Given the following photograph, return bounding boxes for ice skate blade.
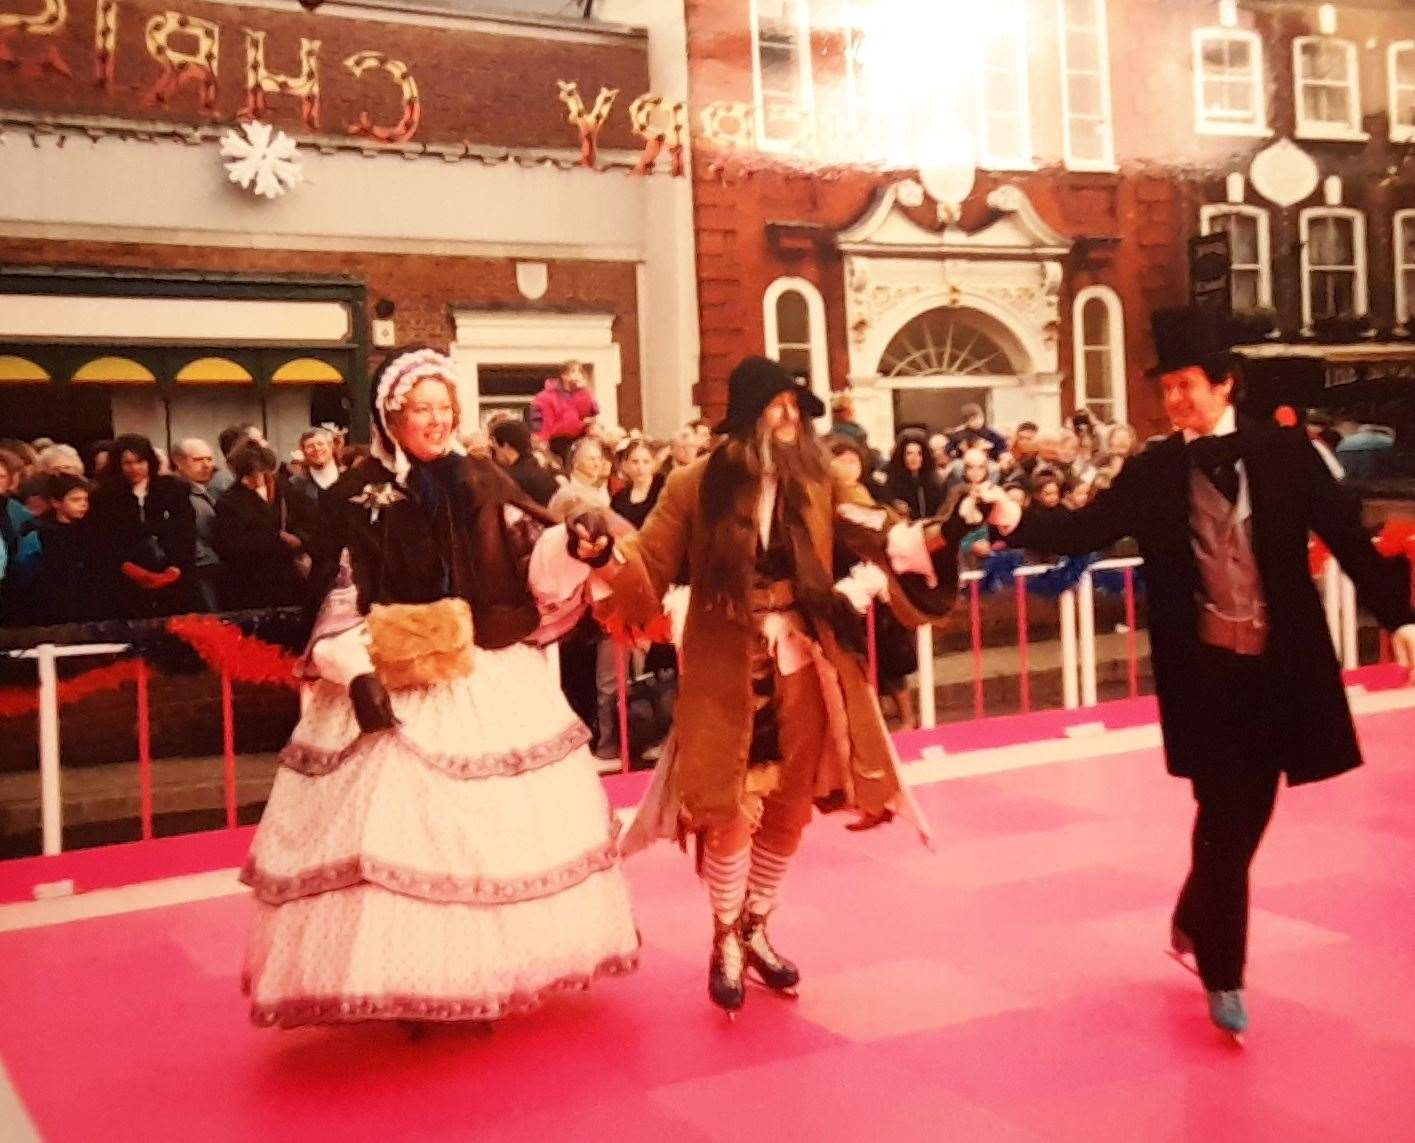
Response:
[747,973,799,999]
[1165,948,1200,978]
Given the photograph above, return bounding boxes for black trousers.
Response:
[1171,646,1284,992]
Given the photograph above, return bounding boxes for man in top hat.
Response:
[606,356,970,1016]
[981,306,1415,1040]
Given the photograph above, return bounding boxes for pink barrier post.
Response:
[866,603,879,692]
[1015,577,1030,715]
[616,643,631,776]
[1123,566,1139,698]
[221,670,237,830]
[970,579,984,719]
[136,657,153,841]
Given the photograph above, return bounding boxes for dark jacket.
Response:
[314,455,553,651]
[610,476,665,531]
[1005,419,1414,786]
[23,516,106,626]
[878,469,949,521]
[504,453,561,508]
[89,475,198,617]
[213,483,303,611]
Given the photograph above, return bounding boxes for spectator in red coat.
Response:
[528,360,598,463]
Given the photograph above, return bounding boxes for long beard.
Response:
[752,424,829,484]
[697,424,830,622]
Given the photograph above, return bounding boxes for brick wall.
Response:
[0,238,645,426]
[0,0,650,152]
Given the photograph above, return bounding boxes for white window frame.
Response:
[1293,36,1368,142]
[749,0,815,155]
[1395,210,1415,325]
[977,0,1035,171]
[1192,27,1269,137]
[763,277,830,426]
[1199,204,1273,310]
[1390,42,1415,144]
[1057,0,1116,172]
[1299,207,1368,331]
[1072,285,1126,424]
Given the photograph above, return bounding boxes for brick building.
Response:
[0,0,700,457]
[680,0,1415,449]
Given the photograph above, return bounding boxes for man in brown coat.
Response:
[608,357,967,1016]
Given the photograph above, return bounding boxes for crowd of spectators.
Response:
[0,356,1390,751]
[0,423,349,627]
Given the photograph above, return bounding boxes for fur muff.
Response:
[367,598,475,689]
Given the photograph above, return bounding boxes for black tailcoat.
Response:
[1007,419,1413,786]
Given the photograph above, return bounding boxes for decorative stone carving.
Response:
[1249,139,1320,208]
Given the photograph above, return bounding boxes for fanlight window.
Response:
[880,310,1016,378]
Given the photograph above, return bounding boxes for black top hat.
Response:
[1146,306,1239,377]
[713,355,826,436]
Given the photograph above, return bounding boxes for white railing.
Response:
[0,555,1381,861]
[906,554,1366,730]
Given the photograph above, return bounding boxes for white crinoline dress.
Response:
[241,531,639,1028]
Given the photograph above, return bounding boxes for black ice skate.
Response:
[741,911,800,997]
[709,915,746,1018]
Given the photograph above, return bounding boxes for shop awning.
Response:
[0,354,50,383]
[270,357,343,385]
[175,357,255,385]
[71,356,158,385]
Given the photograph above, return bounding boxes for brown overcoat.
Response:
[610,455,962,831]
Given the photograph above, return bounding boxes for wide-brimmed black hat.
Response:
[713,356,825,435]
[1146,306,1238,377]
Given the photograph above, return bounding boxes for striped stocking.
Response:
[701,846,750,923]
[746,839,791,917]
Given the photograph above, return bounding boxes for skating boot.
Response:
[708,916,746,1018]
[741,912,800,997]
[1207,989,1248,1044]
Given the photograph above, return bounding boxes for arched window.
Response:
[763,277,828,418]
[1072,286,1126,424]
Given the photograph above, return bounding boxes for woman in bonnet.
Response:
[241,347,639,1030]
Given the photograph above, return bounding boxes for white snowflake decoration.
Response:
[220,121,303,200]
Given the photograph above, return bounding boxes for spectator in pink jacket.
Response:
[529,360,599,462]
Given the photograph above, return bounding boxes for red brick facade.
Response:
[682,0,1415,437]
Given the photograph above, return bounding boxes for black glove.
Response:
[565,509,613,568]
[349,673,397,735]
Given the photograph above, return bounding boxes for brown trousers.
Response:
[704,659,829,859]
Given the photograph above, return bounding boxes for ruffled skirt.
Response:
[242,642,640,1028]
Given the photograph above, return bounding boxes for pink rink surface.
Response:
[2,701,1414,1140]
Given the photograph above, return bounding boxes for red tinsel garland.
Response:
[164,615,303,689]
[0,659,139,720]
[0,615,304,721]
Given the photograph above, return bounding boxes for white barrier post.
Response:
[1322,559,1342,654]
[915,624,936,730]
[1059,589,1079,710]
[1078,570,1098,707]
[36,644,62,857]
[1340,573,1358,670]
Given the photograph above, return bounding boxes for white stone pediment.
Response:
[837,183,1071,259]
